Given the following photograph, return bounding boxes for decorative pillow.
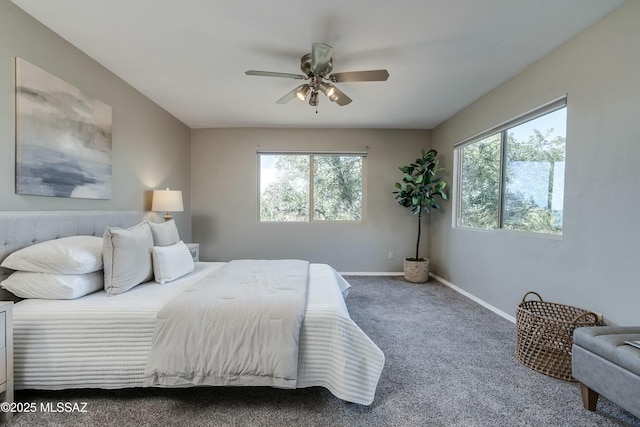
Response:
[0,235,103,274]
[152,241,194,285]
[103,221,154,295]
[147,220,180,247]
[1,271,103,300]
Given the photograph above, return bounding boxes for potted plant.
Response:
[393,148,448,283]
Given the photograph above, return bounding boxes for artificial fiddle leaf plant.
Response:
[393,148,448,261]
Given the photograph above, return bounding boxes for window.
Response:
[259,152,365,222]
[455,98,567,235]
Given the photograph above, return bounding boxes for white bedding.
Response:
[13,262,385,405]
[145,260,309,389]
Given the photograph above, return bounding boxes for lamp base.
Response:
[163,212,173,221]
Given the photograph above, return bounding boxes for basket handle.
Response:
[572,311,600,324]
[521,291,543,303]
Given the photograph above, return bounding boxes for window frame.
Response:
[257,150,367,224]
[453,96,567,237]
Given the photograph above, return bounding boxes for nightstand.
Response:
[186,243,200,262]
[0,301,13,422]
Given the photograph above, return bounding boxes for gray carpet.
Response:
[6,276,640,427]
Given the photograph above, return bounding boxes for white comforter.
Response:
[12,263,385,405]
[144,259,309,389]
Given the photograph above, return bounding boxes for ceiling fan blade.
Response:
[329,69,389,83]
[331,86,352,106]
[245,70,306,79]
[310,43,333,75]
[276,85,306,104]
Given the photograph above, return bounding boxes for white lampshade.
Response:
[152,188,184,221]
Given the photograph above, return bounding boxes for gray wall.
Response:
[0,0,192,239]
[191,128,431,272]
[430,1,639,325]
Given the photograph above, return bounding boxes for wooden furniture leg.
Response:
[580,383,599,411]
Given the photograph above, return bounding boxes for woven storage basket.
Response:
[515,291,601,381]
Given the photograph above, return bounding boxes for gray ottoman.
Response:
[572,326,640,419]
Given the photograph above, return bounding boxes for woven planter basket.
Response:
[515,291,601,381]
[403,258,429,283]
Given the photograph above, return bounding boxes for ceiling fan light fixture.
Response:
[319,82,338,102]
[296,84,311,101]
[309,90,319,106]
[327,88,339,102]
[246,43,389,108]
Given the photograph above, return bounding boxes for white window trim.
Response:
[257,148,368,156]
[454,96,567,149]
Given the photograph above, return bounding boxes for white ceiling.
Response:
[11,0,625,129]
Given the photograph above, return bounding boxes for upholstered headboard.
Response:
[0,211,141,285]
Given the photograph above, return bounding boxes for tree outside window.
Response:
[259,154,364,222]
[456,102,566,235]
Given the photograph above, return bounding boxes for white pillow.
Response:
[147,220,180,247]
[1,271,103,300]
[103,221,154,295]
[0,235,103,274]
[152,241,194,285]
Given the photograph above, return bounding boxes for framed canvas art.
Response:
[15,57,112,199]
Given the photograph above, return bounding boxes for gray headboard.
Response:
[0,211,141,285]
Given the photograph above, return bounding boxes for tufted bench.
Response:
[572,326,640,419]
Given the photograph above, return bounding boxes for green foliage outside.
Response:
[460,127,566,234]
[313,156,362,221]
[460,134,501,230]
[260,155,309,221]
[503,128,565,233]
[260,155,362,222]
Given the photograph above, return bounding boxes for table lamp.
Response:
[151,188,184,221]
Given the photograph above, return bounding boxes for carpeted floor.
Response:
[6,276,640,426]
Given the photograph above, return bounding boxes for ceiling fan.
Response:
[245,43,389,108]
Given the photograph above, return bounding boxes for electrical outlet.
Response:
[388,251,394,260]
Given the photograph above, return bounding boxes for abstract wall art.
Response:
[15,57,112,199]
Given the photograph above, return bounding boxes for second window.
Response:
[259,153,364,222]
[455,98,567,235]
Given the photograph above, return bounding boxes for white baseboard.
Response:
[338,271,515,324]
[429,273,516,324]
[339,272,404,276]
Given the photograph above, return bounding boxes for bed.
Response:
[0,211,384,405]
